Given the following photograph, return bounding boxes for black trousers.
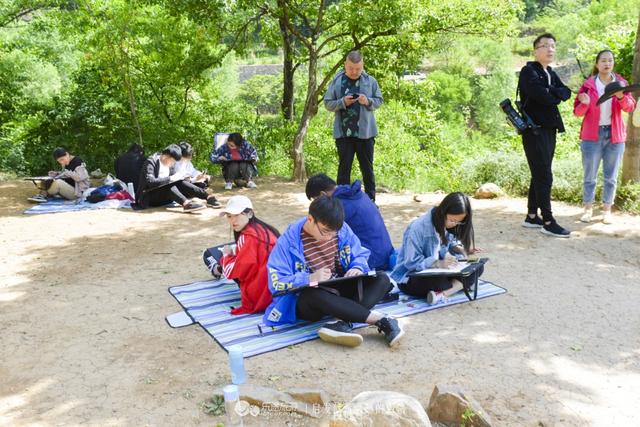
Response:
[145,180,207,207]
[296,273,392,324]
[222,161,254,183]
[399,265,484,297]
[336,137,376,201]
[522,128,557,222]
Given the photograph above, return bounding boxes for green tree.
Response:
[232,0,521,181]
[622,13,640,184]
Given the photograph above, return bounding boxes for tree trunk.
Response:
[119,44,143,145]
[279,16,295,121]
[292,54,319,181]
[622,14,640,184]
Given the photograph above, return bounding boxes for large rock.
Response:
[426,384,492,427]
[474,183,504,199]
[213,384,326,418]
[330,390,431,427]
[287,388,330,406]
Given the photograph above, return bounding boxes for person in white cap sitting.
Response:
[203,195,280,315]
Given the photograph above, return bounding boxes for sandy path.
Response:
[1,177,639,426]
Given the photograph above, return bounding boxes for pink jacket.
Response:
[573,74,636,143]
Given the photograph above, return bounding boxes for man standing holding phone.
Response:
[324,51,383,202]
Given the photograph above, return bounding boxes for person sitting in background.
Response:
[391,192,482,305]
[204,195,280,315]
[114,143,146,191]
[263,195,404,348]
[209,133,258,190]
[175,141,211,188]
[135,144,219,212]
[29,147,90,202]
[305,173,395,270]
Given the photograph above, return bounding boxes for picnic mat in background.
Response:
[24,198,132,215]
[167,278,507,358]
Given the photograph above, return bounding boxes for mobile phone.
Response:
[351,93,360,99]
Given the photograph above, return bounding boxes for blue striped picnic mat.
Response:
[24,198,132,214]
[168,278,506,358]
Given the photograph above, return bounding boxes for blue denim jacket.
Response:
[390,208,461,284]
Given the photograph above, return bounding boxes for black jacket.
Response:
[136,153,174,207]
[115,151,146,190]
[518,61,571,132]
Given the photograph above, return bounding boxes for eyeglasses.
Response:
[315,221,337,237]
[535,43,556,50]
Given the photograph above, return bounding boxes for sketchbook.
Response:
[272,270,377,297]
[409,258,488,278]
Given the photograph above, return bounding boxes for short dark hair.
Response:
[309,195,344,231]
[52,147,68,159]
[161,144,182,161]
[127,143,144,155]
[305,174,337,200]
[228,133,245,147]
[431,192,475,253]
[179,141,193,158]
[346,51,362,63]
[533,33,555,49]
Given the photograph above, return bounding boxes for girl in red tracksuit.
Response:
[219,196,280,315]
[573,49,636,224]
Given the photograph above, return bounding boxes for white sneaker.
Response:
[247,180,257,189]
[224,182,233,190]
[28,194,48,203]
[602,211,613,224]
[580,208,592,223]
[427,291,445,305]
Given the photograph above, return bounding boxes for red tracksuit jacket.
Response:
[220,224,277,315]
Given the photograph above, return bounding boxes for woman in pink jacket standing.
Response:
[574,50,636,224]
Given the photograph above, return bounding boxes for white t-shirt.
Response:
[158,159,170,178]
[174,159,200,178]
[596,76,614,126]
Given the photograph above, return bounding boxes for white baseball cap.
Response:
[220,195,253,216]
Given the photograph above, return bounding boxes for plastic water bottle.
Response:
[126,182,135,199]
[223,384,244,426]
[228,345,246,385]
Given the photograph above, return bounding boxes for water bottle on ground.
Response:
[126,182,135,199]
[228,344,246,385]
[223,384,244,426]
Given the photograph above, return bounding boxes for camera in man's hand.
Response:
[499,98,540,135]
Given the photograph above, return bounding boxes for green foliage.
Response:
[616,183,640,214]
[239,75,282,115]
[426,71,472,124]
[202,395,225,416]
[457,150,583,204]
[0,0,638,212]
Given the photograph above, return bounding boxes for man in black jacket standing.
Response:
[518,33,572,238]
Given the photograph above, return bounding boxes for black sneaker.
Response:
[317,321,363,347]
[522,215,544,228]
[183,202,206,213]
[207,196,221,208]
[540,221,571,238]
[375,317,404,347]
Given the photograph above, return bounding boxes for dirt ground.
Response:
[1,176,639,427]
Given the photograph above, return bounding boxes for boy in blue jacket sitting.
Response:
[263,195,404,348]
[305,174,395,270]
